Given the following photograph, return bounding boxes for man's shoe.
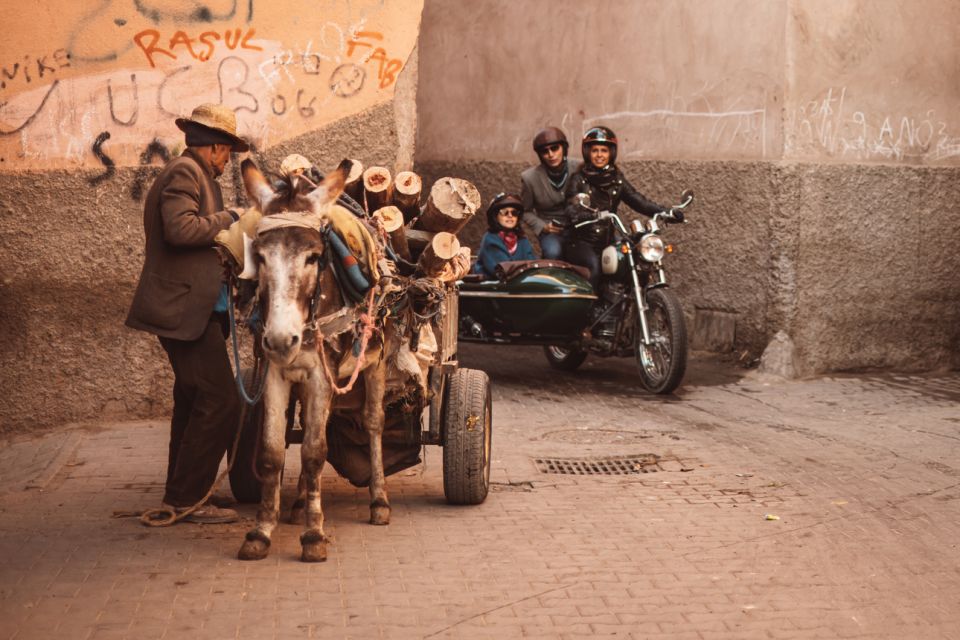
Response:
[162,502,239,524]
[208,494,237,509]
[183,504,239,524]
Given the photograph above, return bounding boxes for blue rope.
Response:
[228,280,269,405]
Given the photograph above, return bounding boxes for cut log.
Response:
[414,177,481,234]
[416,232,461,278]
[343,159,365,206]
[404,228,435,260]
[373,206,411,262]
[436,247,472,283]
[393,171,422,223]
[363,166,393,213]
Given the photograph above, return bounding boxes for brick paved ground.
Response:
[1,345,958,639]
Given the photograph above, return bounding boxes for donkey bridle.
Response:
[300,227,332,348]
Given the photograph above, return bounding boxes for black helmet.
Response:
[581,126,618,165]
[486,192,524,232]
[532,126,569,155]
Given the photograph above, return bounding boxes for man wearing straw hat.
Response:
[126,104,249,524]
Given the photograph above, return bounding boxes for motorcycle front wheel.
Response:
[543,345,588,371]
[635,287,688,394]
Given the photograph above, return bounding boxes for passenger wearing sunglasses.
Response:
[472,193,536,279]
[520,127,582,260]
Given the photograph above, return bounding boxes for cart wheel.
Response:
[442,368,492,505]
[229,368,263,504]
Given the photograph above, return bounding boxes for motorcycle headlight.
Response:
[638,234,665,262]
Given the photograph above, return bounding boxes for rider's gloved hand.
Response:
[669,208,685,223]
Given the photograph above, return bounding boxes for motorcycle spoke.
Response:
[642,307,674,383]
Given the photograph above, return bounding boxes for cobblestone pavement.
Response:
[1,345,959,639]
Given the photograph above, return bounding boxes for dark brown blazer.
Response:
[125,148,236,340]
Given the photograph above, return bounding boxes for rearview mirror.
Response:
[681,189,694,205]
[574,193,592,209]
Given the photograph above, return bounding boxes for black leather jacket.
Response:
[564,167,663,223]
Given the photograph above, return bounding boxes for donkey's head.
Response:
[242,158,351,365]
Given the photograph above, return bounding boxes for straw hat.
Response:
[175,103,249,152]
[280,153,313,177]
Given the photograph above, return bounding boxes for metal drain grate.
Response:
[534,455,660,475]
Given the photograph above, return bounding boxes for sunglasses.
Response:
[498,208,519,217]
[540,144,563,154]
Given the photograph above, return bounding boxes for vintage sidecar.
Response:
[458,260,597,344]
[465,188,696,393]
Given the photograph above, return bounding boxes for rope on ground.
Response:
[138,397,250,527]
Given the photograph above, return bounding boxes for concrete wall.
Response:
[415,0,960,375]
[2,0,958,435]
[0,1,422,435]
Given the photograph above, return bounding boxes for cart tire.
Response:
[442,368,492,505]
[543,345,588,371]
[229,368,264,504]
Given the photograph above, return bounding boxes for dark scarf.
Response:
[498,231,519,254]
[545,159,570,190]
[581,162,618,190]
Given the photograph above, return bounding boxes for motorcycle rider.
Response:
[564,125,665,287]
[520,126,582,260]
[472,193,536,279]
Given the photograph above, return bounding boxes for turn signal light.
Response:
[620,244,630,254]
[665,244,675,254]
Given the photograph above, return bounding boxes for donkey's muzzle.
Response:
[262,332,301,361]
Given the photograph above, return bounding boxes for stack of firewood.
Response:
[344,161,480,283]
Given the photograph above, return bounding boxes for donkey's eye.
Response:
[253,252,265,265]
[306,253,322,265]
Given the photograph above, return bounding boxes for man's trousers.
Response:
[158,315,240,507]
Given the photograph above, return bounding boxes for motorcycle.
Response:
[458,189,694,394]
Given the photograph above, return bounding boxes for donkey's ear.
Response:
[241,158,275,212]
[307,159,351,212]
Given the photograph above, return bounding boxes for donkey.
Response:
[237,159,391,563]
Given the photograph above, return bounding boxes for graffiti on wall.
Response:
[133,26,263,66]
[787,87,960,163]
[0,0,422,171]
[1,49,72,92]
[568,79,773,161]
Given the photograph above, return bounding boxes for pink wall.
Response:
[417,0,960,166]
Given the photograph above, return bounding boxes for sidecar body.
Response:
[458,260,597,344]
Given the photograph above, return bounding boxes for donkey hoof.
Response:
[369,503,391,526]
[237,530,271,561]
[300,530,328,563]
[300,541,328,562]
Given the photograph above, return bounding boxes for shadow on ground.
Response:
[457,342,749,399]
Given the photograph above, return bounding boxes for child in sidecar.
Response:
[472,193,536,279]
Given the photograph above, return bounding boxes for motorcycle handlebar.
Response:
[571,189,694,228]
[573,210,613,225]
[655,190,695,225]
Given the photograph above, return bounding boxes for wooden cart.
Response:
[229,287,493,507]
